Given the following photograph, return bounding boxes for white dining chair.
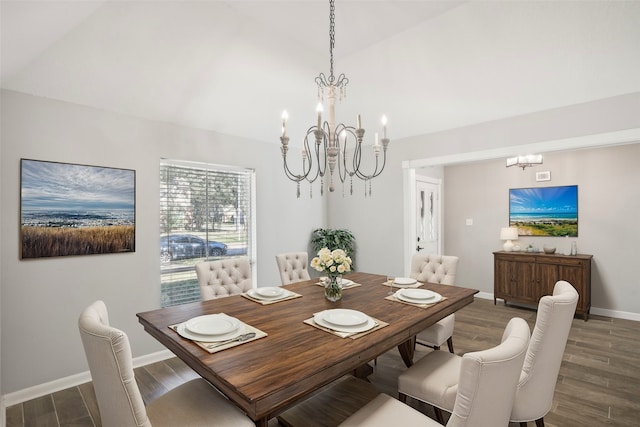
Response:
[510,280,579,427]
[195,257,252,300]
[275,252,311,285]
[341,317,531,427]
[78,300,253,427]
[409,253,459,353]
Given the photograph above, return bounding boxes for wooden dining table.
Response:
[137,272,478,427]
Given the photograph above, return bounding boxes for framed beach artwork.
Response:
[509,185,578,237]
[20,159,136,259]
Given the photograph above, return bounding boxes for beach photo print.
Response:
[20,159,135,259]
[509,185,578,237]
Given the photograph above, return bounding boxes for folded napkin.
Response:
[304,313,388,339]
[384,294,447,309]
[170,316,267,353]
[382,280,423,289]
[242,290,302,305]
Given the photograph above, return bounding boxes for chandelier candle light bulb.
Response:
[382,115,387,138]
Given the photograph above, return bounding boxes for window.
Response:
[160,159,256,307]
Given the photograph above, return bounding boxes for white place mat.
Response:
[170,316,267,353]
[304,313,388,339]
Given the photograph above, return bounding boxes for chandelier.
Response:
[280,0,390,198]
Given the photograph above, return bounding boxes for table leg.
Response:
[398,336,416,367]
[254,417,268,427]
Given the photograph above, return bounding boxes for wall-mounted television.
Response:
[509,185,578,237]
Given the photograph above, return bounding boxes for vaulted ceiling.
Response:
[2,1,639,146]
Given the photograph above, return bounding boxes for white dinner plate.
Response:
[323,309,368,327]
[400,288,437,301]
[392,277,417,287]
[176,322,243,342]
[255,287,285,298]
[395,289,442,304]
[320,277,353,287]
[313,312,376,333]
[246,288,290,301]
[185,314,240,336]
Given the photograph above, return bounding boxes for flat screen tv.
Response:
[509,185,578,237]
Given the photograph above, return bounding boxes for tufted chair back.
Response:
[447,317,530,427]
[409,253,458,285]
[510,280,578,424]
[195,257,253,300]
[78,300,152,427]
[275,252,311,285]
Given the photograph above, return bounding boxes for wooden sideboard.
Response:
[493,251,592,320]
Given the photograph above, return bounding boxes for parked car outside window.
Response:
[160,233,227,263]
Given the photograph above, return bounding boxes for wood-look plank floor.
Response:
[7,299,639,427]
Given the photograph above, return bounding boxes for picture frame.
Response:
[509,185,578,237]
[20,159,136,259]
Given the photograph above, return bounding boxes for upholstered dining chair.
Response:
[78,300,253,427]
[275,252,311,285]
[195,257,252,300]
[510,280,579,427]
[409,253,459,353]
[341,317,531,427]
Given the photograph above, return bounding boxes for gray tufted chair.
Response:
[342,317,530,427]
[195,257,253,300]
[275,252,311,285]
[409,253,459,354]
[78,300,253,427]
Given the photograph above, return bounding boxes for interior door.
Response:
[415,177,441,255]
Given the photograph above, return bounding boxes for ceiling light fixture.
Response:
[506,154,543,170]
[279,0,390,198]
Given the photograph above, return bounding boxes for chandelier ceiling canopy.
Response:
[280,0,390,198]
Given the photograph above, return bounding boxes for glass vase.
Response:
[324,275,343,302]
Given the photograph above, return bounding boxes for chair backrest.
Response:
[447,317,530,427]
[195,257,252,300]
[78,301,152,427]
[275,252,311,285]
[409,253,459,285]
[510,280,579,422]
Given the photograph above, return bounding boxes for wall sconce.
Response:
[500,227,519,251]
[506,154,543,170]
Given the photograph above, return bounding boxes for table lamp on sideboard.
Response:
[500,227,519,251]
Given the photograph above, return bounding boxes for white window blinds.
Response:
[159,159,255,307]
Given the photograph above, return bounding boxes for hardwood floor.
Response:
[7,298,639,426]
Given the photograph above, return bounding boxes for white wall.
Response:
[330,93,640,316]
[445,144,640,316]
[0,90,323,394]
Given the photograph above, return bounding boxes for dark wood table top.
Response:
[137,272,478,426]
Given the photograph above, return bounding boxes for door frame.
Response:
[403,169,442,276]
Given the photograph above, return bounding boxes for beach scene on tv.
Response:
[509,185,578,237]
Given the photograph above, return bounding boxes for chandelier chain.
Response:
[329,0,335,83]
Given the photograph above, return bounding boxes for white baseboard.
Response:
[474,293,640,322]
[1,349,173,408]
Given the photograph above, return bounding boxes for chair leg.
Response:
[434,406,444,424]
[535,418,545,427]
[446,337,454,353]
